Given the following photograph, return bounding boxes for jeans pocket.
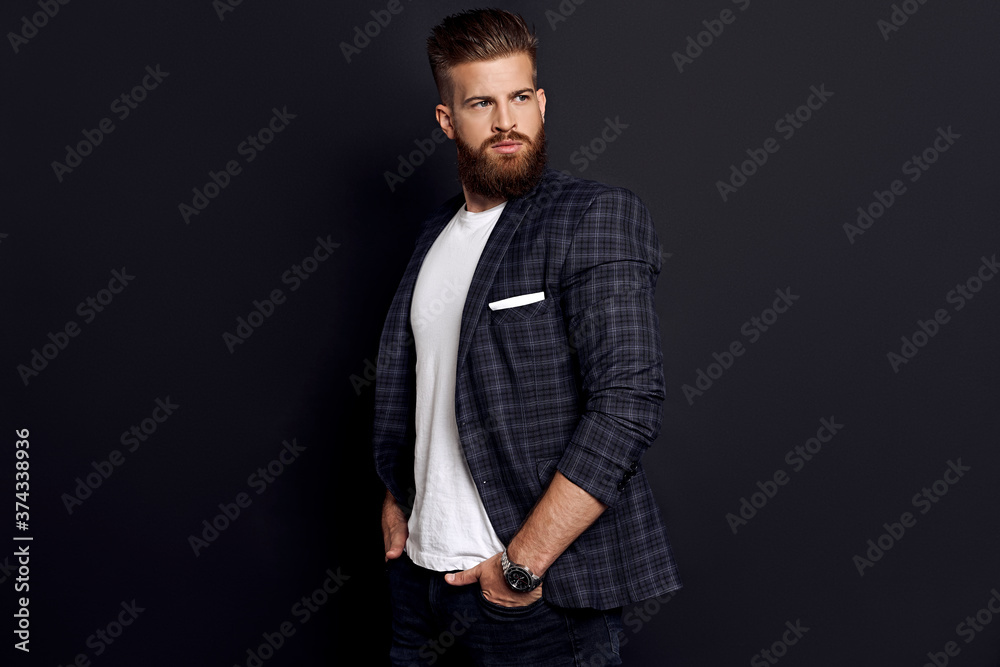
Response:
[477,590,546,617]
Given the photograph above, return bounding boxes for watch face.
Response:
[506,567,532,591]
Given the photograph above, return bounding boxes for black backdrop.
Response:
[3,0,999,665]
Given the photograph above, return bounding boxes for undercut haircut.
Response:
[426,8,539,106]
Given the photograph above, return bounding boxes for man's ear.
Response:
[536,87,546,123]
[436,104,456,140]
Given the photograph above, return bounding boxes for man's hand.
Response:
[444,551,543,608]
[382,489,408,562]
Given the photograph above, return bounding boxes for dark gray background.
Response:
[2,0,998,665]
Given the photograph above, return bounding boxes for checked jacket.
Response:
[373,168,681,610]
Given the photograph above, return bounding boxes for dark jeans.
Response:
[386,552,624,667]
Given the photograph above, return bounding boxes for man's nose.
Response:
[493,105,515,133]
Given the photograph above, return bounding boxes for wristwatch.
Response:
[501,549,543,592]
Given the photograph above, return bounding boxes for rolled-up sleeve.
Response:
[555,187,666,508]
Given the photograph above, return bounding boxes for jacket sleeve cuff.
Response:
[556,410,654,508]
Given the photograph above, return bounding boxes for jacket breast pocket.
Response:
[488,296,551,325]
[481,297,576,442]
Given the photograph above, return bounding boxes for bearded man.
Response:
[373,9,681,666]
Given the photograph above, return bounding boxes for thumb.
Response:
[445,566,478,586]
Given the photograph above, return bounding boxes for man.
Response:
[373,9,681,665]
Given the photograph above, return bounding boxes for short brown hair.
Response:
[426,8,538,106]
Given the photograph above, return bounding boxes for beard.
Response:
[455,123,547,201]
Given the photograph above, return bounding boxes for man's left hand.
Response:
[444,552,543,608]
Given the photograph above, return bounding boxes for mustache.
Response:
[479,130,533,152]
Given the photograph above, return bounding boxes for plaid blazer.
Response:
[373,168,681,609]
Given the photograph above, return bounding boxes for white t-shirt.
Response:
[406,201,507,572]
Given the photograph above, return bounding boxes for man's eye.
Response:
[515,94,529,102]
[473,100,491,108]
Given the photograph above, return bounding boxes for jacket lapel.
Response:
[455,194,533,372]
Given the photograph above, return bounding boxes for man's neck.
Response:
[462,186,507,213]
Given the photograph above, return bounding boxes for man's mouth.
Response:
[490,141,522,154]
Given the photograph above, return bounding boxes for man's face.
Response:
[436,53,548,202]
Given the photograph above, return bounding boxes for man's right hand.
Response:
[382,489,408,562]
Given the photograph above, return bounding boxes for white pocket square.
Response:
[488,291,545,311]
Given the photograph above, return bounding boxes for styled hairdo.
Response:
[426,8,538,105]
